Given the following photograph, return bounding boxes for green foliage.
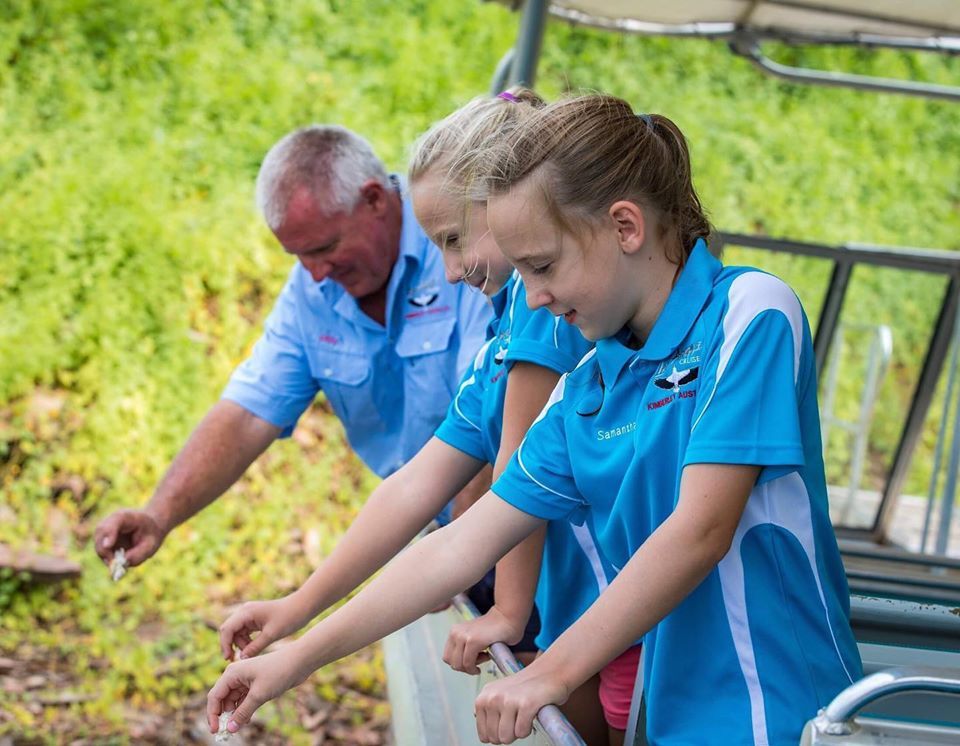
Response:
[1,0,959,740]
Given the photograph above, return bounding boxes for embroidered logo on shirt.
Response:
[489,331,511,383]
[493,330,510,365]
[597,421,637,441]
[653,366,699,393]
[408,282,440,308]
[317,334,342,346]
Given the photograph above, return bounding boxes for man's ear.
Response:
[609,200,645,254]
[359,179,388,214]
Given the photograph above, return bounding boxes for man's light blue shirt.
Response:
[494,240,862,744]
[222,182,491,478]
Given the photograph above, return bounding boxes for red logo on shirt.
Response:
[318,334,341,346]
[404,304,451,320]
[647,390,696,411]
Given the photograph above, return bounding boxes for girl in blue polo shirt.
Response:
[208,94,860,746]
[213,91,628,744]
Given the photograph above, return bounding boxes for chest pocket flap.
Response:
[396,316,457,359]
[308,348,371,387]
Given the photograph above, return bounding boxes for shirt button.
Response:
[323,367,333,376]
[422,341,433,351]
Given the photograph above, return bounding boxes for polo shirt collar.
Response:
[489,270,518,322]
[634,239,720,362]
[595,330,638,389]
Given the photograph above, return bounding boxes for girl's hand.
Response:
[443,607,528,675]
[474,662,570,744]
[218,597,304,661]
[206,645,310,735]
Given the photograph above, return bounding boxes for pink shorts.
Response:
[598,645,642,730]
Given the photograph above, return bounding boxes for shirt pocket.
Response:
[396,316,458,400]
[305,346,376,427]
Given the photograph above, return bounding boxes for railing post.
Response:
[508,0,550,87]
[874,275,960,542]
[814,259,853,374]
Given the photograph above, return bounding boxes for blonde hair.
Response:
[485,94,712,263]
[408,87,545,200]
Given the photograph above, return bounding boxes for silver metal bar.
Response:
[491,48,516,95]
[718,233,960,275]
[544,6,960,51]
[731,35,960,102]
[935,360,960,556]
[875,277,960,542]
[450,593,587,746]
[509,0,549,87]
[815,666,960,734]
[813,260,852,373]
[921,304,960,552]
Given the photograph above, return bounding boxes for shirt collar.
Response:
[489,270,520,324]
[592,239,719,387]
[634,238,720,362]
[595,330,638,390]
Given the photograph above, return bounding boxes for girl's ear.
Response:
[609,200,645,254]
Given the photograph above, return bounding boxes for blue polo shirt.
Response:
[222,181,491,479]
[436,273,611,649]
[493,240,862,745]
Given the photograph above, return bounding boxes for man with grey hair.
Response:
[94,125,491,569]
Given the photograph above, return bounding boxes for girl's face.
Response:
[487,179,645,341]
[411,169,515,297]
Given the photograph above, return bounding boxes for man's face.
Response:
[274,182,397,299]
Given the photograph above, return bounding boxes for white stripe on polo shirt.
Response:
[692,272,804,434]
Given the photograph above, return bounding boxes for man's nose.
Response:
[302,256,332,283]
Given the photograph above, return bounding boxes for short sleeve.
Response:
[221,270,319,436]
[684,272,806,471]
[492,375,588,523]
[434,342,490,462]
[455,285,494,379]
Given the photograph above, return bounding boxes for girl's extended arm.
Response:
[207,492,546,734]
[473,463,760,744]
[444,362,556,672]
[218,437,483,659]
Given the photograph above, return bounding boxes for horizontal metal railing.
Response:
[714,232,960,544]
[813,666,960,735]
[450,593,587,746]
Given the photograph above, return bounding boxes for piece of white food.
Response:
[215,711,234,742]
[109,548,128,582]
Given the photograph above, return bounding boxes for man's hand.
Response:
[218,597,305,662]
[93,509,166,568]
[206,645,311,736]
[443,606,528,675]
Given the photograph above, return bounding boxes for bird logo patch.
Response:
[653,366,699,393]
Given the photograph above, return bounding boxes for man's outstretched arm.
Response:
[94,400,281,566]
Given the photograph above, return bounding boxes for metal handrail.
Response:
[450,593,587,746]
[812,666,960,735]
[715,232,960,544]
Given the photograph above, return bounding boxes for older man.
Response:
[94,125,490,567]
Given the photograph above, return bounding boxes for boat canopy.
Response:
[490,0,960,100]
